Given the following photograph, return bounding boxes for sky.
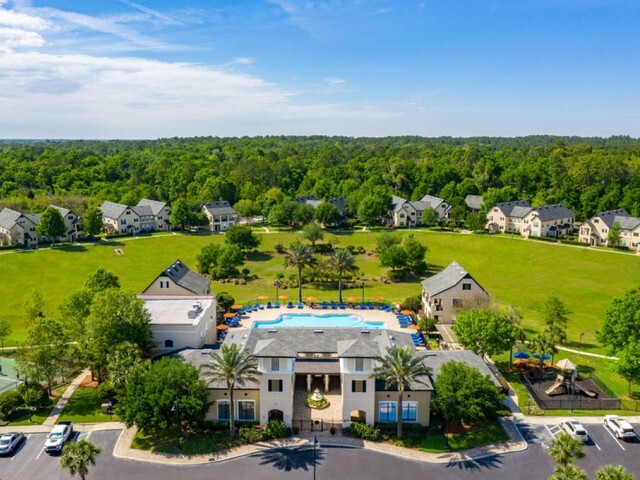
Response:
[0,0,639,139]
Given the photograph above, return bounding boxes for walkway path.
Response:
[43,368,91,427]
[555,345,618,360]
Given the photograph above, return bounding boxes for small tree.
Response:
[119,358,209,434]
[453,309,517,358]
[293,203,315,225]
[196,243,244,279]
[315,202,341,226]
[613,341,640,397]
[466,211,486,231]
[549,464,588,480]
[379,245,409,273]
[543,295,569,361]
[225,225,260,251]
[372,346,431,439]
[106,341,142,392]
[85,268,120,293]
[37,206,67,244]
[170,198,193,230]
[433,360,505,426]
[531,332,556,379]
[200,344,261,440]
[216,292,235,312]
[402,234,427,275]
[608,221,621,247]
[594,465,635,480]
[60,439,102,480]
[82,206,103,238]
[548,432,585,467]
[0,317,12,350]
[599,286,640,352]
[302,223,324,248]
[421,207,439,227]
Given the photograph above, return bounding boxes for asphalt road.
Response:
[1,424,639,480]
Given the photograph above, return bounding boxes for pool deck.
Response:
[234,305,409,332]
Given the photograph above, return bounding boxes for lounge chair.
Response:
[339,302,345,309]
[297,301,303,309]
[274,301,280,308]
[266,301,272,309]
[258,304,264,310]
[330,301,337,309]
[321,302,328,309]
[287,301,294,309]
[360,302,366,310]
[367,302,374,310]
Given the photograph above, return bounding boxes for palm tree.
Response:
[594,465,635,480]
[548,432,585,467]
[201,344,261,440]
[327,249,359,303]
[531,331,556,379]
[550,464,588,480]
[283,242,316,303]
[371,345,431,439]
[60,439,102,480]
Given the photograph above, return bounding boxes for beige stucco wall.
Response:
[150,300,217,355]
[207,388,260,422]
[486,207,509,232]
[374,390,431,426]
[422,278,489,324]
[257,357,295,426]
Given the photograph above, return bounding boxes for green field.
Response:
[2,229,639,353]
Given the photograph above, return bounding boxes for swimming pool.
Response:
[253,313,385,329]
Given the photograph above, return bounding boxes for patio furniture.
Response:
[321,302,328,309]
[274,301,280,308]
[339,302,345,309]
[330,301,337,309]
[297,301,304,309]
[287,302,294,309]
[266,301,272,309]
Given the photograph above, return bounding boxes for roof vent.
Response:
[360,330,371,334]
[268,329,278,333]
[201,349,212,355]
[313,330,324,334]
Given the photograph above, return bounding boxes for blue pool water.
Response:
[253,313,385,329]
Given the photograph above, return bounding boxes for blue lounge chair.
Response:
[330,301,337,309]
[258,304,264,310]
[266,301,272,309]
[297,301,303,309]
[287,301,294,309]
[367,302,374,310]
[360,302,366,310]
[321,302,328,309]
[339,302,345,309]
[274,301,280,308]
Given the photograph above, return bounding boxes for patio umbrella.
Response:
[555,358,577,371]
[400,309,413,315]
[216,324,229,330]
[347,296,358,302]
[533,353,552,360]
[306,296,317,302]
[513,351,530,360]
[279,295,289,300]
[231,304,243,311]
[407,325,420,330]
[258,295,269,301]
[223,312,237,318]
[374,296,384,301]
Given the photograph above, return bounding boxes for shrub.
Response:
[96,382,116,402]
[264,420,291,440]
[238,425,265,443]
[355,245,365,254]
[346,245,356,254]
[292,425,300,435]
[344,422,381,441]
[330,426,336,435]
[0,390,24,419]
[344,219,360,229]
[18,383,50,407]
[403,295,422,312]
[275,242,286,254]
[306,395,328,408]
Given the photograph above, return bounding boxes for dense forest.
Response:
[1,135,639,221]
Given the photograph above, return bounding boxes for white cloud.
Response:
[324,77,345,85]
[117,0,182,25]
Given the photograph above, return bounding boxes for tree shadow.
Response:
[250,443,325,472]
[246,251,273,262]
[51,244,88,253]
[446,454,503,470]
[563,340,598,350]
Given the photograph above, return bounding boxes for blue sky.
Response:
[0,0,638,138]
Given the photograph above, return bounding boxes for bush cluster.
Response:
[344,422,381,441]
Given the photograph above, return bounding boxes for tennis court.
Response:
[0,357,25,394]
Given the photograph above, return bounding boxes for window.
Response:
[126,211,131,215]
[379,402,397,422]
[402,402,418,422]
[462,283,471,291]
[270,358,280,371]
[355,358,364,372]
[352,380,366,393]
[268,379,283,392]
[452,298,463,308]
[164,339,174,348]
[217,401,230,421]
[237,401,255,421]
[120,219,126,225]
[533,222,539,227]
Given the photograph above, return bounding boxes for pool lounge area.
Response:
[253,313,386,329]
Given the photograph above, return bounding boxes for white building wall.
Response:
[258,358,295,427]
[340,358,375,426]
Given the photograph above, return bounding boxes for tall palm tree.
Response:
[594,465,635,480]
[60,439,102,480]
[548,432,585,467]
[550,464,588,480]
[327,249,359,303]
[283,242,316,303]
[531,331,556,379]
[371,345,431,439]
[201,344,261,440]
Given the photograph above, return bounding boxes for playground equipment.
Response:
[545,367,598,398]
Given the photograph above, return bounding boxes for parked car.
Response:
[44,421,73,453]
[604,415,637,440]
[0,432,25,455]
[561,419,589,442]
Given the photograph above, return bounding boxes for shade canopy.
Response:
[347,296,358,302]
[306,296,317,301]
[230,304,243,311]
[513,351,531,359]
[374,296,384,301]
[216,324,229,330]
[400,310,413,315]
[278,295,289,300]
[258,295,270,300]
[407,325,420,330]
[555,358,577,371]
[533,353,552,360]
[223,313,237,318]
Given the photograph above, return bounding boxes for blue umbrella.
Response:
[513,351,530,359]
[533,353,551,360]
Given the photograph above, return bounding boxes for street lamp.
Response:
[579,332,584,350]
[361,281,365,304]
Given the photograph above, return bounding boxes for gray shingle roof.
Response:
[253,338,298,357]
[417,350,501,387]
[154,259,210,295]
[530,204,574,222]
[419,194,445,209]
[328,197,346,214]
[50,205,71,217]
[0,208,22,229]
[137,199,168,216]
[292,194,319,204]
[336,338,381,358]
[465,195,483,211]
[493,200,531,216]
[26,213,40,225]
[391,195,407,212]
[202,201,237,216]
[509,205,532,218]
[100,201,128,219]
[131,205,154,217]
[421,261,475,296]
[616,216,640,231]
[593,209,630,228]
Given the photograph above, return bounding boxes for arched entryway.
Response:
[350,410,366,423]
[268,409,284,422]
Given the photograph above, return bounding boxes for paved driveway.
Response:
[1,424,639,480]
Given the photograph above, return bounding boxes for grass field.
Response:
[2,229,639,353]
[56,387,117,424]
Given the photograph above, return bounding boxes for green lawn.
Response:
[132,428,240,455]
[3,229,639,351]
[1,407,51,426]
[56,387,117,424]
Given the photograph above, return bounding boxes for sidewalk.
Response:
[43,368,91,427]
[512,414,640,425]
[0,422,124,435]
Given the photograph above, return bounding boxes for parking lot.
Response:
[1,422,639,480]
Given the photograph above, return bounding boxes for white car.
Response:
[44,421,73,453]
[561,419,589,442]
[0,432,25,455]
[604,415,636,441]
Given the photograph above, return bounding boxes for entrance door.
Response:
[268,409,284,422]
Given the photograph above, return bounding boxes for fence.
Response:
[292,418,343,432]
[520,373,622,411]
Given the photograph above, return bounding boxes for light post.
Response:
[172,398,181,453]
[361,281,365,304]
[313,434,318,480]
[579,332,584,350]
